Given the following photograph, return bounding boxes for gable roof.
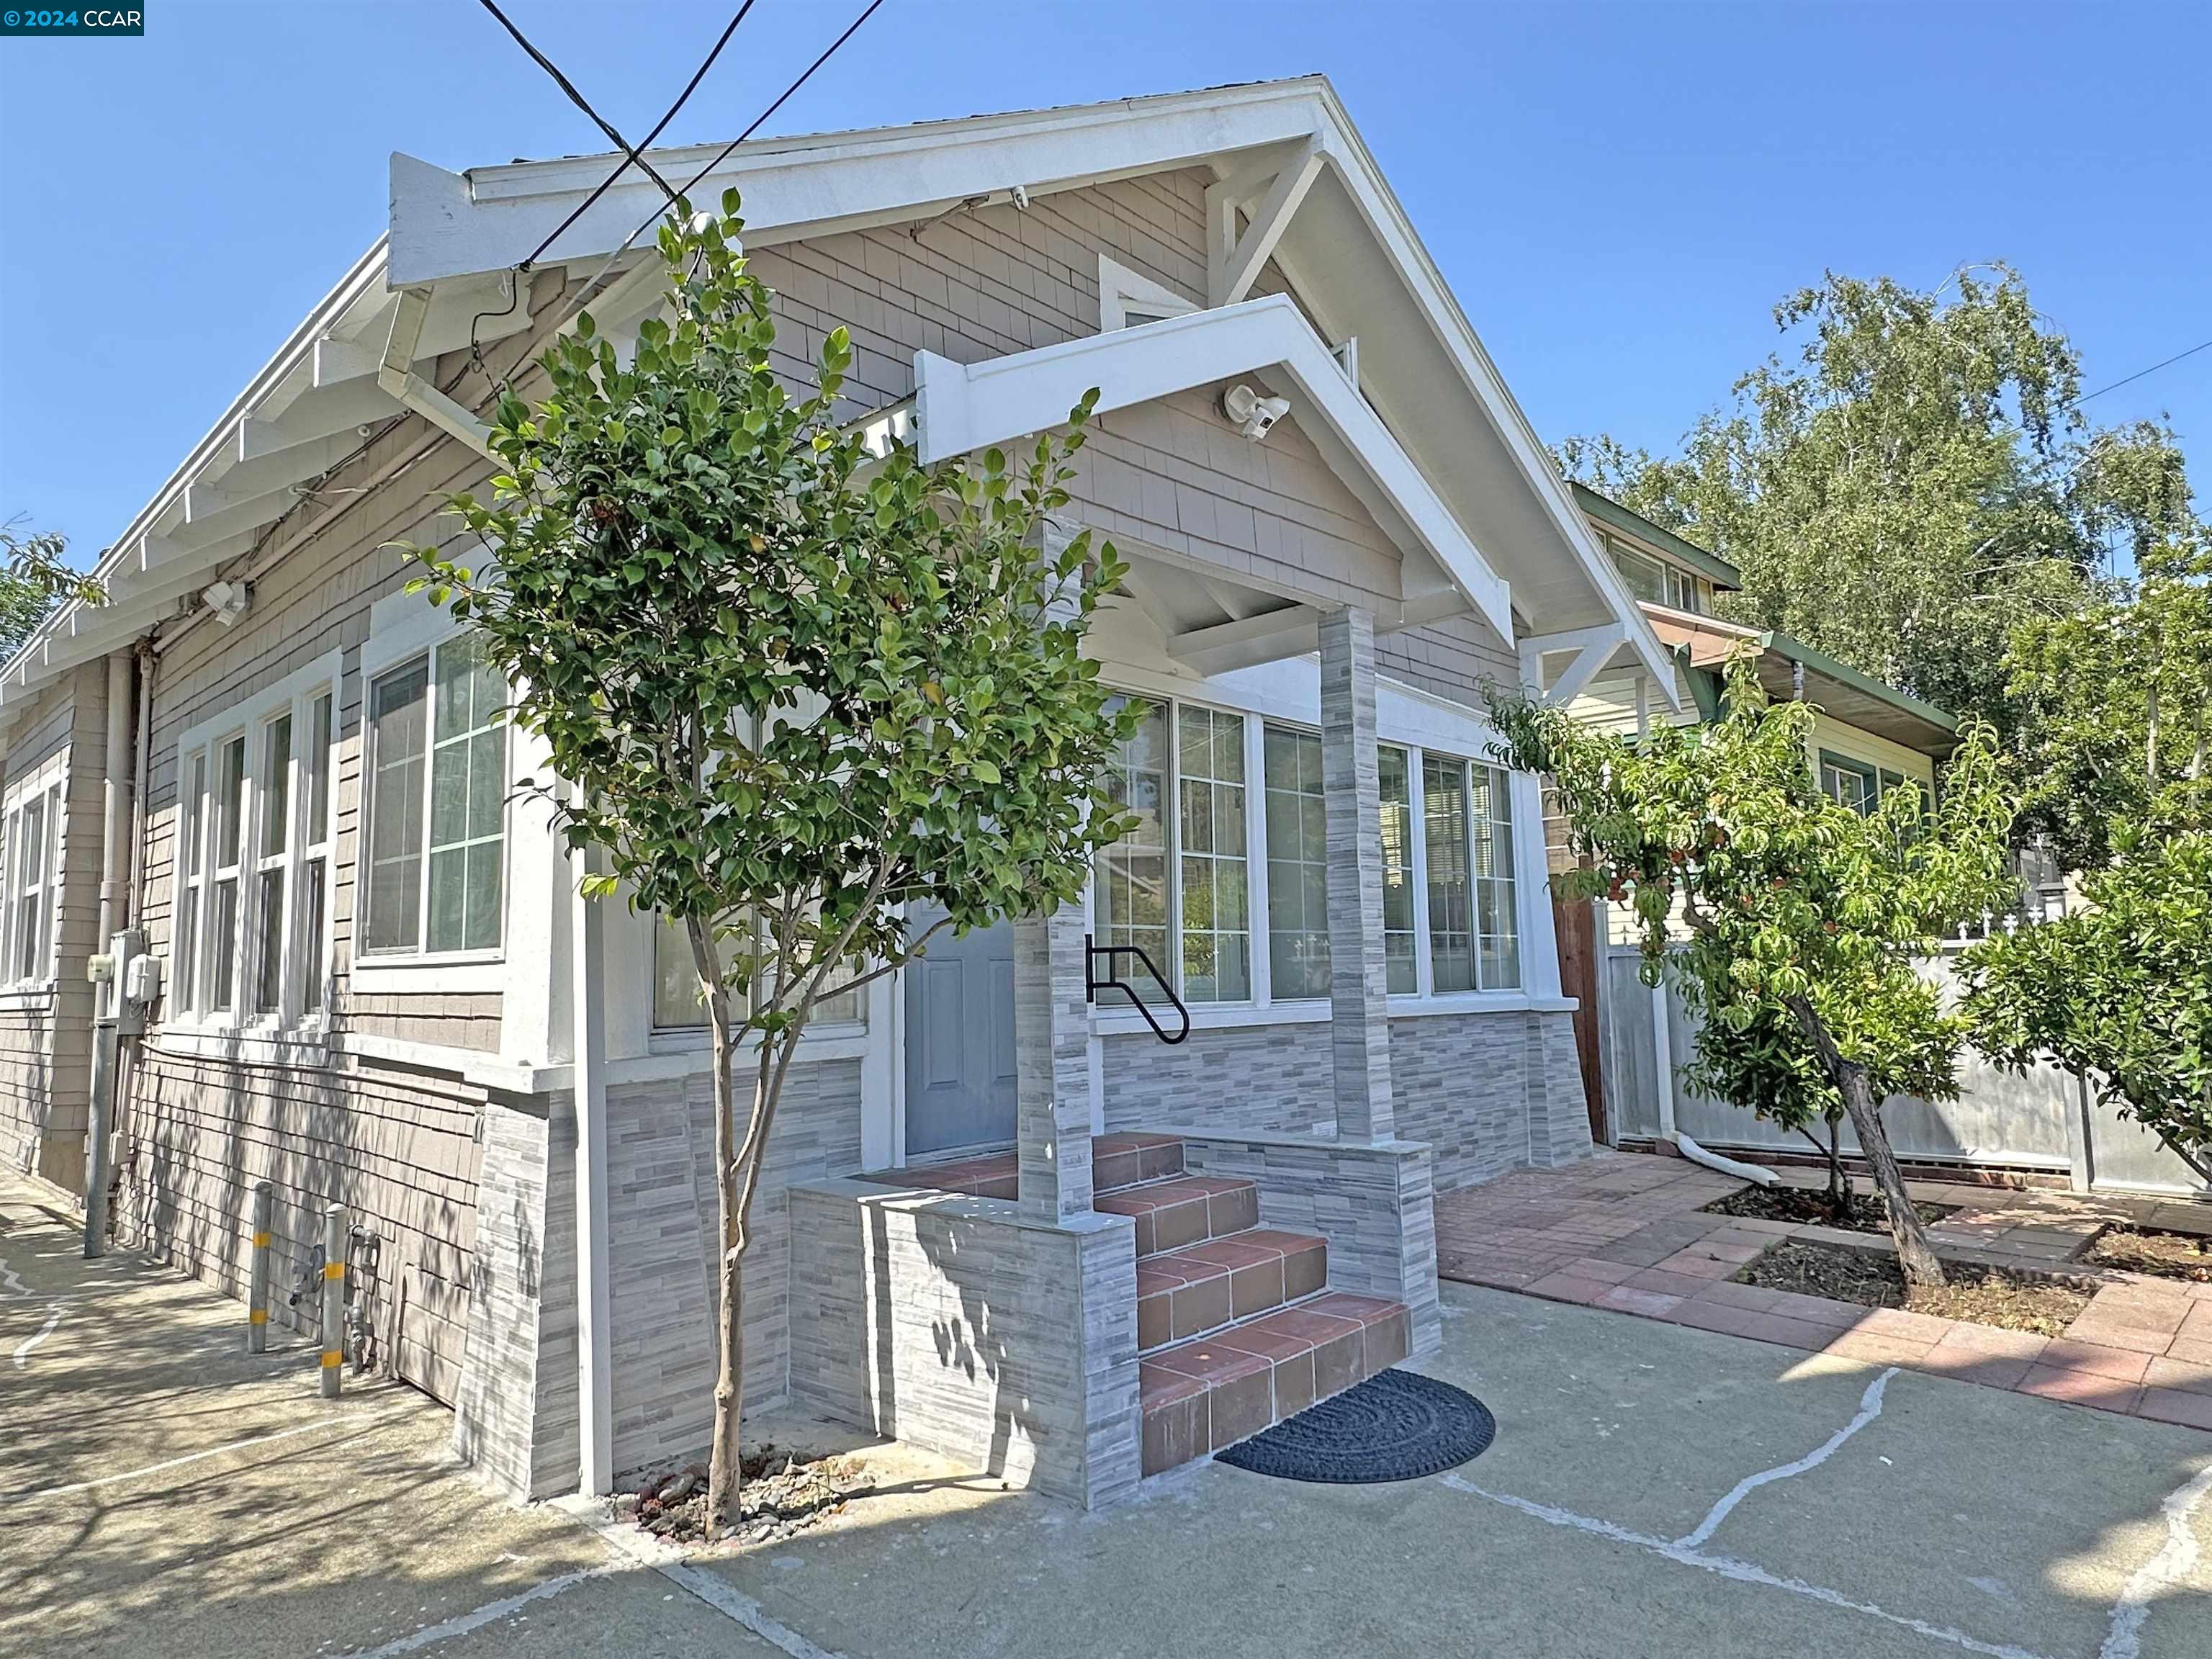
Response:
[1570,482,1743,590]
[6,76,1676,707]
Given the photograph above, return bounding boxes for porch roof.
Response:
[1643,607,1959,757]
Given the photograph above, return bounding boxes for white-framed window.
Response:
[360,631,506,961]
[1096,694,1253,1005]
[1098,253,1200,333]
[1263,724,1328,1000]
[1,763,65,989]
[169,650,341,1030]
[651,917,866,1033]
[1092,682,1527,1012]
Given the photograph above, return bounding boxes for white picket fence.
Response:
[1594,935,2208,1197]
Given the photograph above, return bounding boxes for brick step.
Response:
[854,1132,1182,1202]
[1093,1132,1185,1194]
[1094,1174,1259,1258]
[1136,1229,1329,1353]
[1139,1292,1413,1476]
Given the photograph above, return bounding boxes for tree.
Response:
[0,522,104,662]
[1961,830,2212,1184]
[1681,992,1962,1226]
[2002,531,2211,873]
[1493,662,2018,1289]
[405,194,1136,1537]
[1557,266,2198,739]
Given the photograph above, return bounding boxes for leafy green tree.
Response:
[406,195,1134,1535]
[1557,266,2198,737]
[1494,662,2017,1288]
[1681,992,1961,1226]
[2003,532,2211,873]
[0,522,104,662]
[1961,831,2212,1184]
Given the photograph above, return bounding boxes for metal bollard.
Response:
[320,1204,346,1398]
[247,1182,274,1354]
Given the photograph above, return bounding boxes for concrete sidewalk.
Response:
[8,1166,2212,1659]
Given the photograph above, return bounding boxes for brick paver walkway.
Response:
[1436,1150,2212,1431]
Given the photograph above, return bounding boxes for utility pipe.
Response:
[95,650,132,1000]
[320,1205,347,1398]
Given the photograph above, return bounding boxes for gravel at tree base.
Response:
[2082,1224,2212,1283]
[621,1444,881,1546]
[1703,1184,1959,1234]
[1736,1239,2090,1335]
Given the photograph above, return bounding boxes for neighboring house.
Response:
[1563,483,1956,821]
[0,79,1673,1508]
[1524,485,1962,1154]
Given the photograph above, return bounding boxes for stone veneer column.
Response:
[1319,606,1395,1143]
[1014,904,1095,1218]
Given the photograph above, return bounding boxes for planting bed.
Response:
[1736,1238,2090,1336]
[2081,1223,2212,1283]
[1703,1183,1958,1235]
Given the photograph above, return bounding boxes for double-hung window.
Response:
[1,771,63,987]
[361,633,506,960]
[1421,751,1520,993]
[1092,694,1528,1011]
[169,654,340,1029]
[1094,696,1251,1004]
[1263,724,1328,1000]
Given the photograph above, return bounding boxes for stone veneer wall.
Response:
[786,1180,1141,1509]
[1101,1009,1594,1191]
[453,1095,578,1499]
[601,1057,863,1480]
[1175,1131,1441,1357]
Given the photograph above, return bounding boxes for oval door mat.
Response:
[1216,1369,1497,1483]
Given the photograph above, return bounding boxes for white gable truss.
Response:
[913,295,1510,643]
[6,76,1675,709]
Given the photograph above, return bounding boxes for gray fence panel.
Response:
[1598,942,2204,1197]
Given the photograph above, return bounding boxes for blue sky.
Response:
[2,0,2206,561]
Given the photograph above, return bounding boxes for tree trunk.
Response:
[1786,996,1946,1290]
[703,997,745,1539]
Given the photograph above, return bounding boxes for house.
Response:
[0,78,1673,1508]
[1563,483,1956,818]
[1534,484,1962,1149]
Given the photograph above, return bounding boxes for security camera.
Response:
[1222,384,1291,442]
[200,580,251,626]
[1008,182,1031,211]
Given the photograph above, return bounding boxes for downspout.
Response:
[1637,670,1777,1185]
[95,650,134,987]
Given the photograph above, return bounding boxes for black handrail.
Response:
[1084,933,1191,1045]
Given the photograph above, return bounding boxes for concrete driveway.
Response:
[5,1169,2209,1659]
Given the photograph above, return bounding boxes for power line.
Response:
[2074,336,2212,405]
[520,1,757,272]
[558,0,889,324]
[475,0,681,208]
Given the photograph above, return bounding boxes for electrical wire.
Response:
[2073,336,2212,406]
[547,0,889,340]
[518,1,757,272]
[475,0,683,207]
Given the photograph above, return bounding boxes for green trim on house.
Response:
[1760,629,1959,735]
[1570,482,1743,590]
[1673,644,1724,723]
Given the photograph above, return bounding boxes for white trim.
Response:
[1097,254,1198,333]
[163,648,343,1038]
[1091,989,1573,1038]
[351,595,513,989]
[0,752,68,992]
[912,296,1514,642]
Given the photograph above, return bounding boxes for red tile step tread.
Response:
[1139,1292,1413,1475]
[1095,1176,1262,1257]
[1136,1228,1330,1352]
[854,1132,1184,1201]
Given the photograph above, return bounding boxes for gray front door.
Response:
[902,907,1017,1157]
